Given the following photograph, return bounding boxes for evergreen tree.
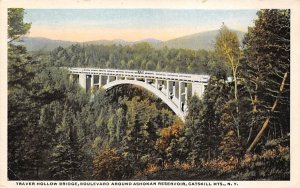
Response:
[241,10,290,152]
[7,8,40,179]
[186,77,230,162]
[218,100,243,159]
[184,96,203,164]
[199,78,224,160]
[8,8,31,43]
[49,140,82,180]
[49,109,83,180]
[115,108,126,142]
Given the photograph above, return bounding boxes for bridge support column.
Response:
[99,75,103,87]
[107,76,111,84]
[167,81,171,99]
[155,79,159,89]
[179,82,183,111]
[79,73,87,91]
[69,74,73,82]
[90,75,94,91]
[185,83,188,101]
[184,83,188,112]
[172,82,176,98]
[192,83,204,97]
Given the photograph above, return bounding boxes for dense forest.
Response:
[8,9,290,180]
[44,39,230,78]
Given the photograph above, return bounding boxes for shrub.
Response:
[93,148,133,180]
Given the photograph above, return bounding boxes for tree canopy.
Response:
[7,8,290,180]
[8,8,31,43]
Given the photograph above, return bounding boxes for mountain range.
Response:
[21,30,245,51]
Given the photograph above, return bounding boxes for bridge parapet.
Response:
[68,67,210,121]
[69,67,209,83]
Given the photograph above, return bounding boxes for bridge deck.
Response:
[68,67,210,83]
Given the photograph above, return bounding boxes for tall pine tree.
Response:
[241,10,290,152]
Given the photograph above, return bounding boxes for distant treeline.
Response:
[46,43,229,78]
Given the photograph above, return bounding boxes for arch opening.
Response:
[103,79,185,121]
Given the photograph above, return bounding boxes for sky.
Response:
[24,9,258,42]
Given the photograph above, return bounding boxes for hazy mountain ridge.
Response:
[20,37,77,52]
[22,30,245,51]
[161,30,245,50]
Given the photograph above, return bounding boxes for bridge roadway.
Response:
[68,67,210,121]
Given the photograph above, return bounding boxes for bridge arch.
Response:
[103,79,185,121]
[68,67,210,121]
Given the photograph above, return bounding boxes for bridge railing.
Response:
[68,67,210,83]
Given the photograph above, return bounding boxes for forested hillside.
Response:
[8,9,290,180]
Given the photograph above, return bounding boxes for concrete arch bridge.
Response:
[68,67,210,121]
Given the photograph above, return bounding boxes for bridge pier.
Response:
[69,74,74,82]
[90,75,94,91]
[107,76,111,84]
[192,83,205,97]
[79,73,87,91]
[184,83,188,101]
[166,80,171,99]
[99,75,103,86]
[184,83,188,112]
[179,82,183,111]
[174,82,176,97]
[155,79,159,89]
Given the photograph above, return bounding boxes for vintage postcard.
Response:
[0,0,299,187]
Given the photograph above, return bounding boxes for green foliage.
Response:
[120,96,175,173]
[215,24,243,139]
[215,25,241,64]
[218,99,244,158]
[8,8,31,43]
[48,43,226,75]
[49,140,83,180]
[219,130,243,159]
[241,9,290,150]
[8,43,42,179]
[187,78,231,163]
